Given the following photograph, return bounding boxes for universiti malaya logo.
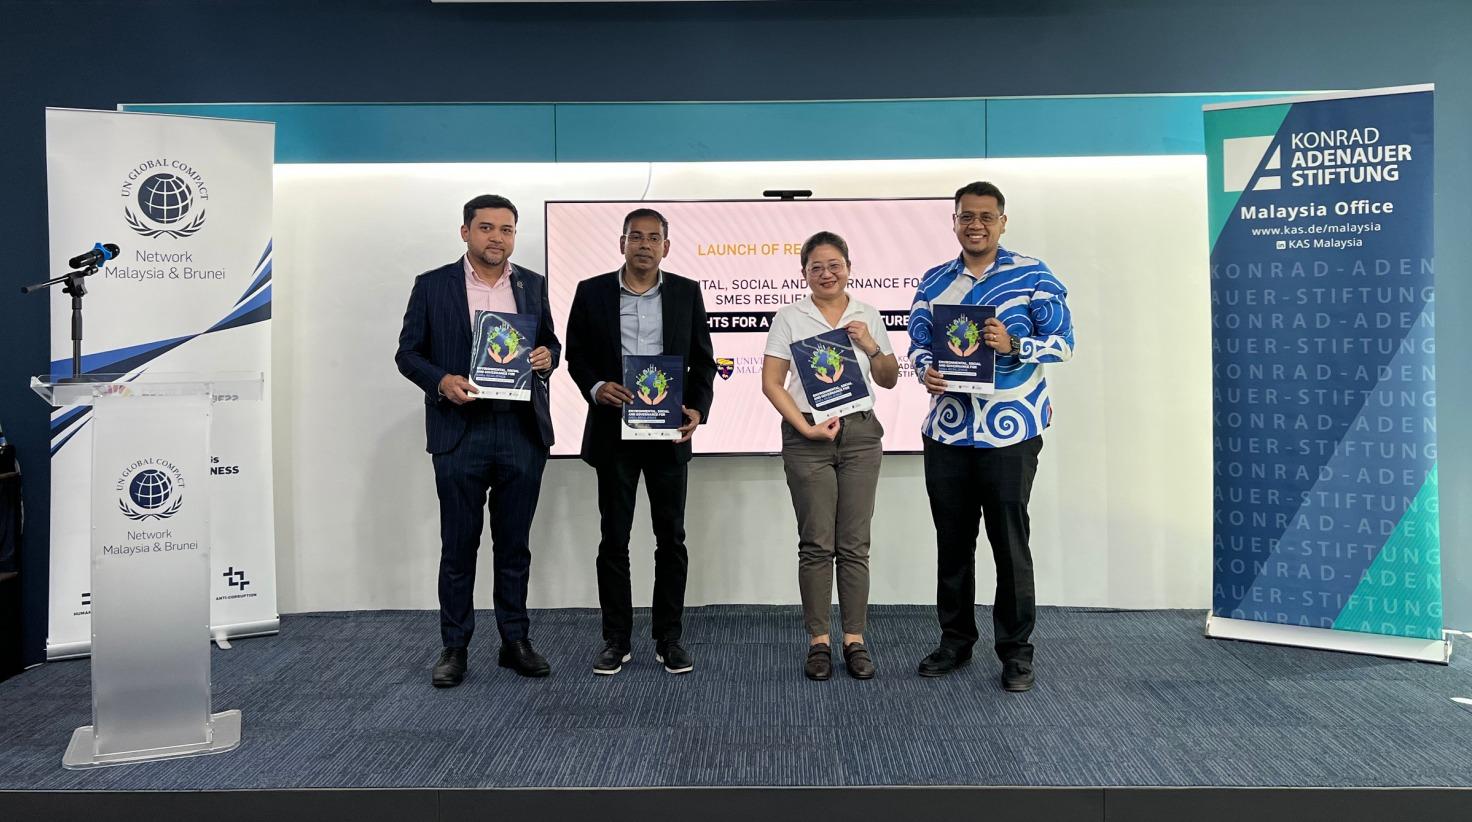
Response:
[120,159,209,239]
[716,357,735,381]
[1222,135,1282,192]
[634,365,670,405]
[115,457,187,521]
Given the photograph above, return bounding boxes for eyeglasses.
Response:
[623,232,664,245]
[805,262,846,276]
[955,212,1003,226]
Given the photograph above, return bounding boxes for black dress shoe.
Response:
[1002,659,1035,692]
[498,639,551,678]
[432,647,467,688]
[805,643,832,681]
[655,640,694,674]
[593,643,631,676]
[843,642,876,680]
[917,645,971,677]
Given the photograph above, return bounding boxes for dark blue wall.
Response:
[3,0,1469,664]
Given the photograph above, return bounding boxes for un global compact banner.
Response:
[1203,86,1446,661]
[44,109,278,658]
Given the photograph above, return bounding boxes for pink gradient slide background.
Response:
[545,198,959,455]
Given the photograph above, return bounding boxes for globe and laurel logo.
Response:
[634,365,670,405]
[121,161,209,240]
[484,321,525,364]
[808,344,845,385]
[945,315,982,357]
[116,459,186,521]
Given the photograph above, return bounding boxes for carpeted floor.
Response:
[1,605,1470,790]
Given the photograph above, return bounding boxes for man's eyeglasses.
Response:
[955,212,1003,226]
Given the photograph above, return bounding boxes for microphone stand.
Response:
[20,265,99,382]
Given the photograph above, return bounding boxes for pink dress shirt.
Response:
[464,255,517,322]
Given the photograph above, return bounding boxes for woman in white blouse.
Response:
[761,231,899,681]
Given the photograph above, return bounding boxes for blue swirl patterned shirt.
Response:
[908,247,1075,448]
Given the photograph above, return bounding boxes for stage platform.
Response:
[2,605,1471,821]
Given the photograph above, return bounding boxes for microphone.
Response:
[68,243,120,269]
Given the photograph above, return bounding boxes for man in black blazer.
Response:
[565,208,717,676]
[396,194,561,688]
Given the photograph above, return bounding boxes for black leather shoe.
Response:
[655,640,694,674]
[498,639,551,678]
[1002,659,1035,692]
[805,643,832,681]
[593,643,631,676]
[917,645,971,677]
[843,642,876,680]
[432,647,467,688]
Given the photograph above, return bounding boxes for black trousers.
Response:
[923,435,1043,663]
[594,450,689,648]
[431,407,547,649]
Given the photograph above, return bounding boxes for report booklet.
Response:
[469,310,538,401]
[789,328,874,423]
[621,354,685,440]
[930,304,997,394]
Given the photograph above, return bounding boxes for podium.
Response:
[32,372,260,769]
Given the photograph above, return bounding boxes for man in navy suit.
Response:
[396,194,561,688]
[566,208,716,676]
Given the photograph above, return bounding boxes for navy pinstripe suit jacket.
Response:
[395,259,561,454]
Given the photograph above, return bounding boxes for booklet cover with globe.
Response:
[789,328,873,423]
[622,354,685,440]
[469,310,538,401]
[930,304,997,394]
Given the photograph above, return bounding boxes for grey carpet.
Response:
[1,605,1470,789]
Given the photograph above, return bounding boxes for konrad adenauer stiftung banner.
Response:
[44,108,278,658]
[1204,86,1445,661]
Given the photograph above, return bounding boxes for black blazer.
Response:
[565,270,716,466]
[395,259,561,454]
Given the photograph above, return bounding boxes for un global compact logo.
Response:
[120,159,209,239]
[634,365,670,405]
[115,458,186,521]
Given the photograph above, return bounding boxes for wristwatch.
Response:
[1008,335,1021,356]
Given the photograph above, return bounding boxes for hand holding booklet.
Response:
[930,304,996,394]
[622,354,685,440]
[788,328,873,423]
[469,310,538,401]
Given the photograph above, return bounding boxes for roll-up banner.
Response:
[44,109,278,658]
[1204,86,1447,662]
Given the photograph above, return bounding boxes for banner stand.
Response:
[1204,85,1443,659]
[44,108,278,659]
[1207,615,1450,664]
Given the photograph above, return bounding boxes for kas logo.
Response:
[115,457,187,521]
[1222,136,1282,193]
[120,158,210,239]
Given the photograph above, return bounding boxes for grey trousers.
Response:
[780,410,884,637]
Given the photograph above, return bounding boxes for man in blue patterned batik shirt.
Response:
[907,181,1075,693]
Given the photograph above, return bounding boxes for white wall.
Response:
[270,157,1212,614]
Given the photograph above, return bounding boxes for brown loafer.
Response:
[805,643,832,681]
[843,642,876,680]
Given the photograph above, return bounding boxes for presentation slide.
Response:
[545,198,958,455]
